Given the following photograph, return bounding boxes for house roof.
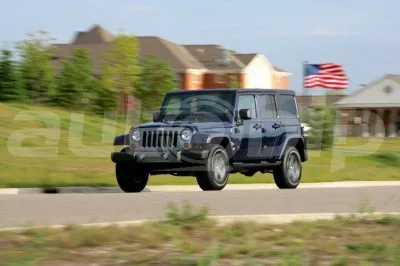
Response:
[72,24,114,44]
[273,66,288,73]
[335,74,400,108]
[235,53,257,65]
[52,24,290,75]
[229,51,289,73]
[51,25,206,73]
[138,36,205,71]
[388,74,400,83]
[52,43,112,74]
[183,44,245,72]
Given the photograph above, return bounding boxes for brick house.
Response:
[51,25,292,111]
[52,24,290,90]
[183,45,291,89]
[52,25,206,89]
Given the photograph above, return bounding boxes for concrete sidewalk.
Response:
[1,181,400,194]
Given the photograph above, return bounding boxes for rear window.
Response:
[277,94,298,118]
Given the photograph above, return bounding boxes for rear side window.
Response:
[277,94,298,118]
[258,94,277,119]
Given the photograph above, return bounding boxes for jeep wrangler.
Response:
[111,89,308,192]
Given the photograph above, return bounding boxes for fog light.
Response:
[183,142,189,149]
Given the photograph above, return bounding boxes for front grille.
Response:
[141,129,179,148]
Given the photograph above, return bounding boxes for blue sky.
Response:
[2,0,399,95]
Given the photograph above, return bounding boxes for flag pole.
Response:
[301,60,309,122]
[302,60,308,96]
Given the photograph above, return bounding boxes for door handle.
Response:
[272,123,280,129]
[253,124,262,130]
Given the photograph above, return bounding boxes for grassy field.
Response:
[1,202,400,265]
[1,102,400,188]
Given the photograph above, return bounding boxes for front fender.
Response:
[191,132,232,145]
[276,134,307,162]
[113,134,129,146]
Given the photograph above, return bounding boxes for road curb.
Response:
[1,212,399,232]
[0,187,151,194]
[1,181,400,194]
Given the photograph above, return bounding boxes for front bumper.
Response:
[111,149,209,164]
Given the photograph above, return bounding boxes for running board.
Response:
[232,161,280,170]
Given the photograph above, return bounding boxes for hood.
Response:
[137,121,232,131]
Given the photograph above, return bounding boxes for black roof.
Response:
[169,88,296,95]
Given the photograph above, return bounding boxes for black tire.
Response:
[196,145,230,191]
[273,146,302,189]
[115,150,149,193]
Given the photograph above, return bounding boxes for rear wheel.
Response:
[115,149,149,193]
[273,146,302,189]
[196,145,230,191]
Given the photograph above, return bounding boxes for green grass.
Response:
[1,202,400,265]
[1,102,400,188]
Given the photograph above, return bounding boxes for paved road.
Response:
[1,186,400,229]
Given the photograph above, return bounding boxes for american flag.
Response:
[304,63,348,90]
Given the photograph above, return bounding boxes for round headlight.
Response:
[180,129,192,141]
[131,130,141,142]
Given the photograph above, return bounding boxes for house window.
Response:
[215,73,225,83]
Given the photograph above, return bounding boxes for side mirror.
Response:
[239,109,252,120]
[153,111,161,122]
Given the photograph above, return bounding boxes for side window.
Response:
[237,95,257,119]
[277,94,298,118]
[258,94,277,119]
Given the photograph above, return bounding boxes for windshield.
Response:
[159,91,236,122]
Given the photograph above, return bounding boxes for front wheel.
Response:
[115,162,149,192]
[196,145,230,191]
[273,146,302,189]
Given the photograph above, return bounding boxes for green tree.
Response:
[100,33,141,113]
[90,79,117,115]
[55,48,94,109]
[136,56,176,122]
[300,107,311,124]
[307,104,336,150]
[0,49,23,101]
[228,74,240,88]
[17,31,55,104]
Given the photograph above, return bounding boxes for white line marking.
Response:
[0,188,20,194]
[148,181,400,192]
[1,181,400,194]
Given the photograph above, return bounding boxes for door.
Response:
[256,93,282,159]
[276,94,301,135]
[233,94,263,161]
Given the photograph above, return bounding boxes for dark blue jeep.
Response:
[111,89,308,192]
